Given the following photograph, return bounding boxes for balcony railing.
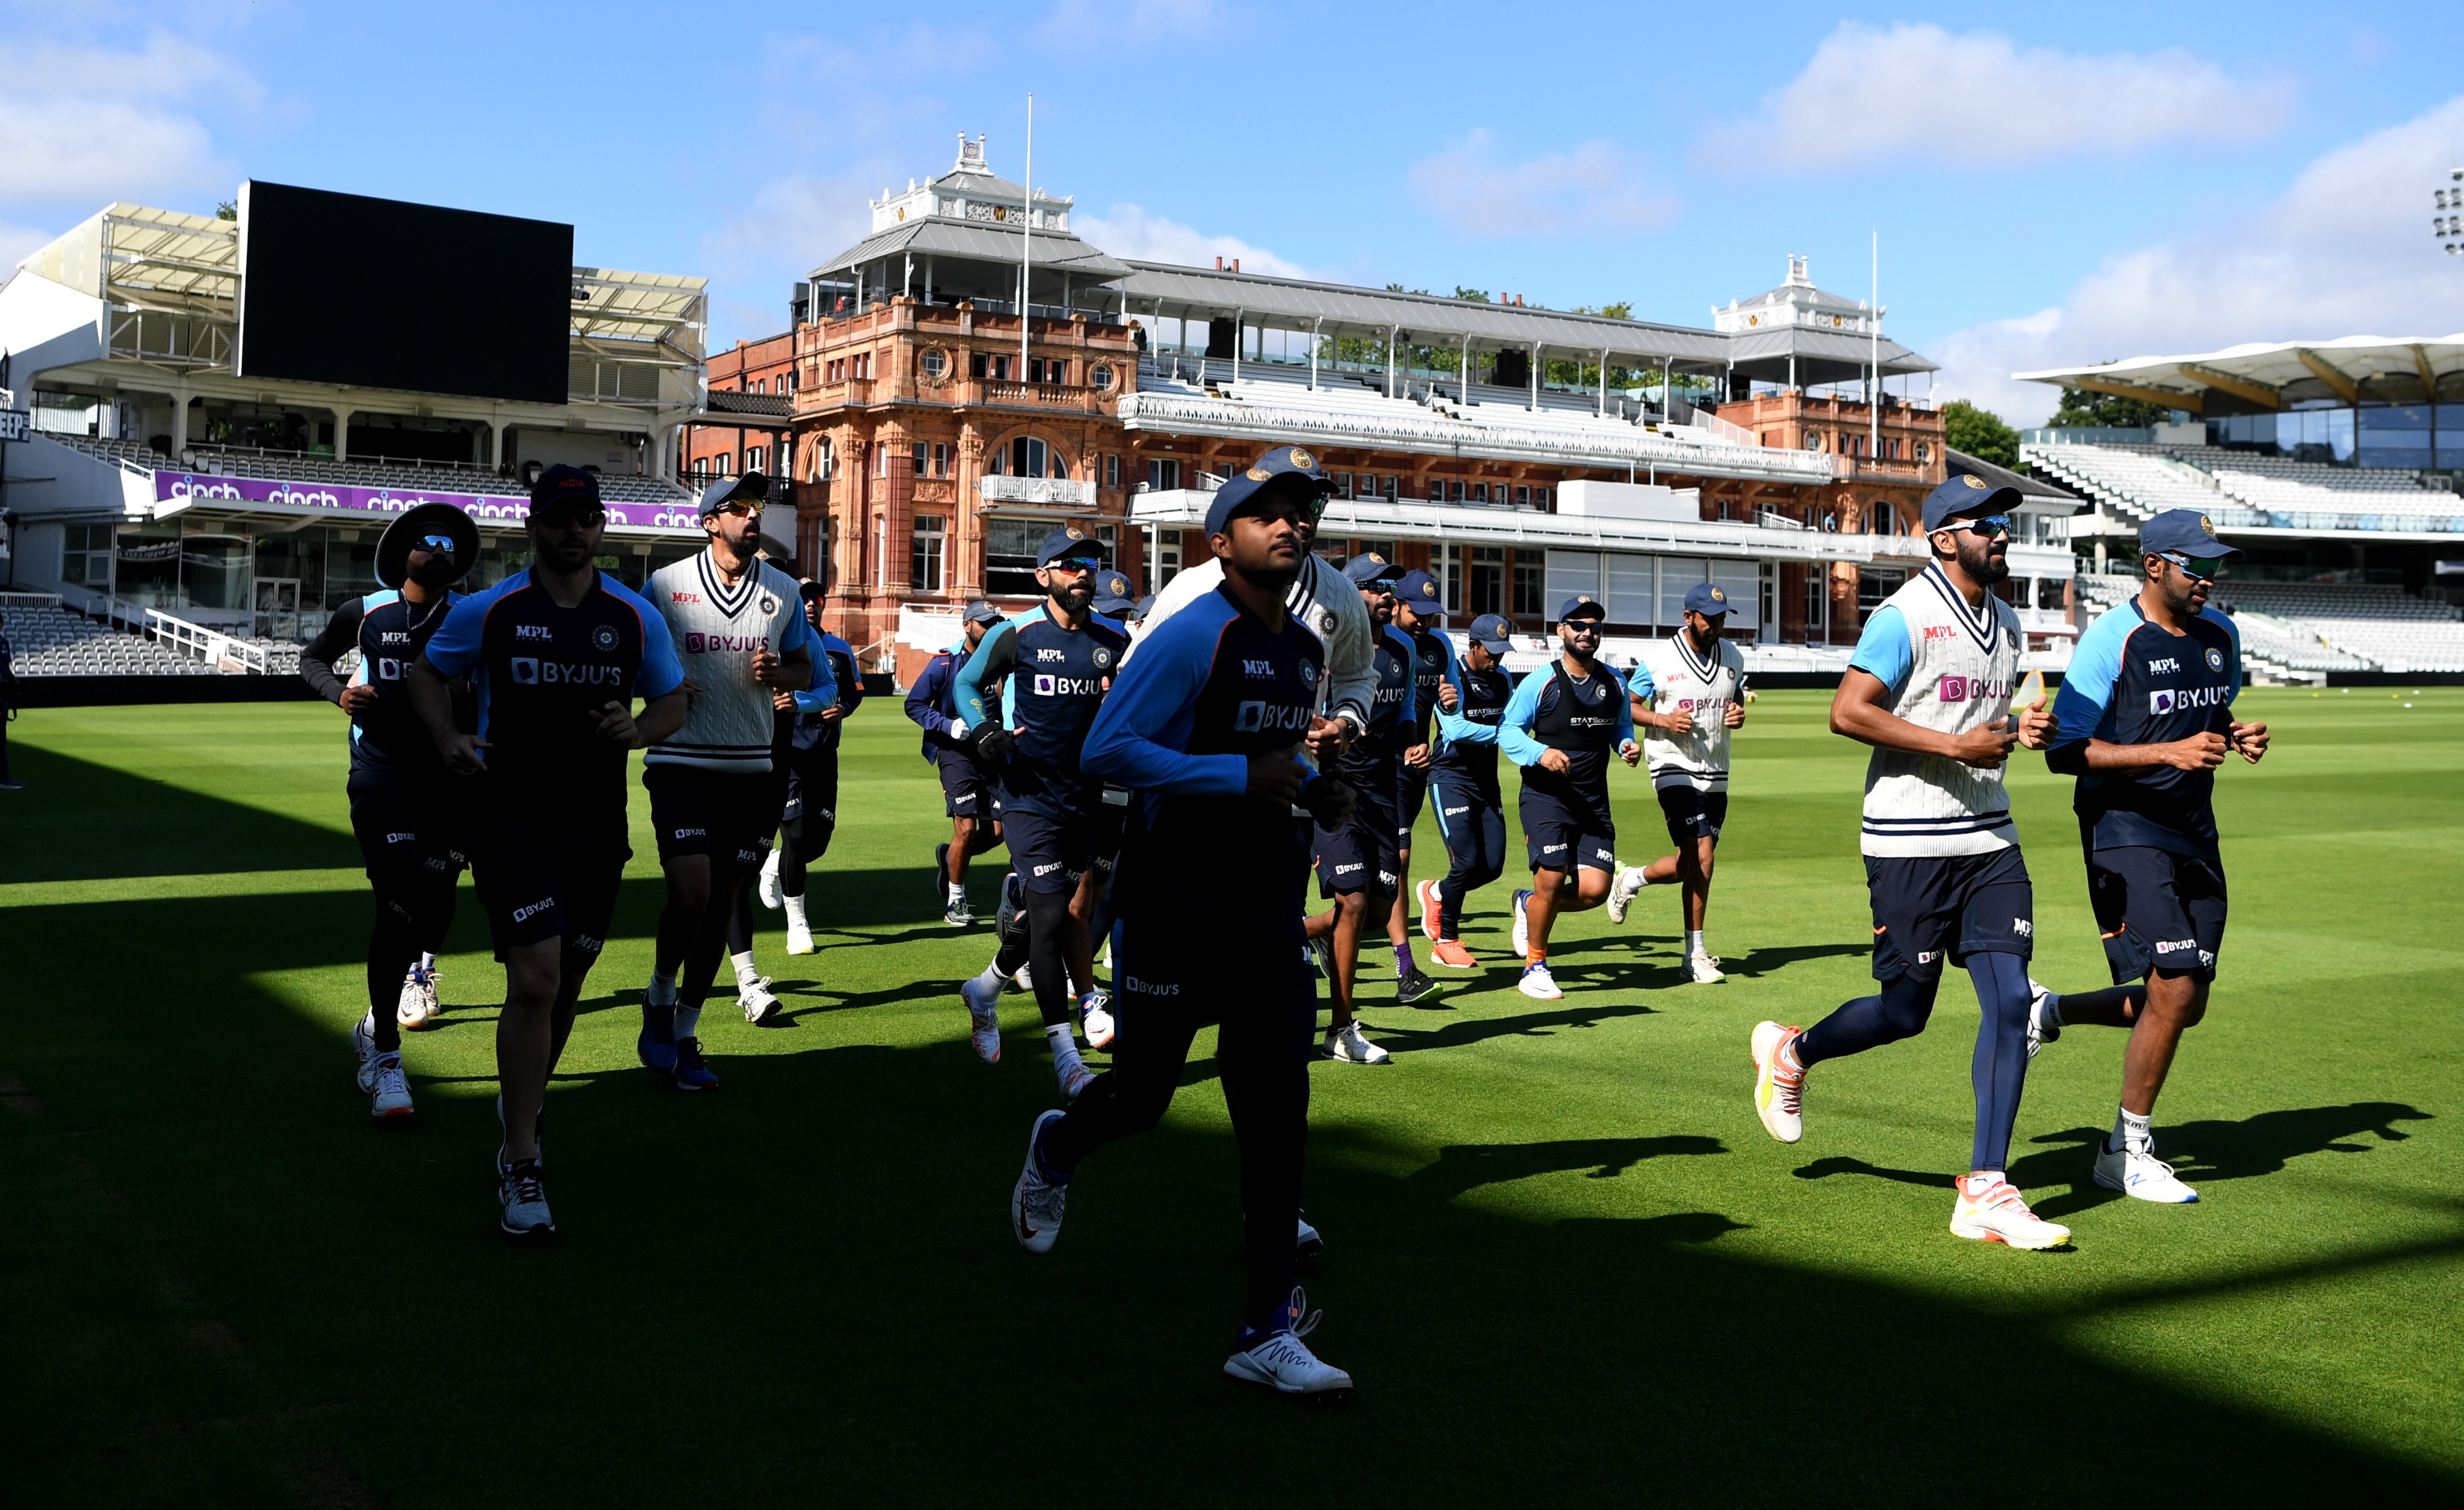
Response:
[979,475,1095,507]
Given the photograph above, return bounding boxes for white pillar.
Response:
[331,407,353,462]
[170,383,190,457]
[1233,308,1243,383]
[1459,337,1469,400]
[1387,325,1399,398]
[1529,342,1540,412]
[1598,349,1608,418]
[1310,317,1321,390]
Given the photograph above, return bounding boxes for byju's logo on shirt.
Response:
[509,658,627,687]
[2151,685,2231,714]
[1032,673,1101,697]
[1233,700,1312,733]
[1937,674,2009,704]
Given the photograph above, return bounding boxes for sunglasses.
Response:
[710,501,762,518]
[412,534,458,553]
[535,506,605,528]
[1942,514,2013,538]
[1561,620,1604,633]
[2160,551,2227,582]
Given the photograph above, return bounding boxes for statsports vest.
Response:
[1860,564,2022,858]
[1632,632,1745,792]
[1528,661,1622,792]
[646,552,810,774]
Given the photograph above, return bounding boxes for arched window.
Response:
[990,435,1068,479]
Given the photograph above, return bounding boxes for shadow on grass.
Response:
[4,760,2460,1504]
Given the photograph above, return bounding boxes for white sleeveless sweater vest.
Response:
[1860,564,2022,857]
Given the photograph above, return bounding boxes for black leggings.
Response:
[366,869,457,1052]
[1041,930,1315,1332]
[726,808,837,957]
[1021,885,1077,1029]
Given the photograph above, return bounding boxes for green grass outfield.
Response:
[2,687,2458,1505]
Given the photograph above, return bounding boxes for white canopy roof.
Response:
[2016,334,2464,411]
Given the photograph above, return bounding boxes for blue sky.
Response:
[5,0,2462,423]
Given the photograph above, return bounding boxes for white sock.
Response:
[1685,929,1705,957]
[1046,1022,1083,1082]
[417,951,437,976]
[2113,1106,2152,1154]
[948,882,966,905]
[674,1004,703,1040]
[647,971,677,1007]
[1631,866,1656,887]
[732,950,760,988]
[975,962,1009,994]
[783,894,807,928]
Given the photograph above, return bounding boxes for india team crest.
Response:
[1287,448,1314,469]
[591,624,618,651]
[2199,515,2214,534]
[1959,473,1989,490]
[1092,647,1113,670]
[1298,659,1319,686]
[2206,647,2225,670]
[1317,609,1337,634]
[760,595,777,615]
[1708,586,1725,603]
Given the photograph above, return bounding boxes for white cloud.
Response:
[703,170,878,285]
[1042,0,1224,45]
[1927,94,2464,426]
[0,32,257,206]
[1704,22,2290,171]
[1406,132,1677,237]
[1076,203,1308,277]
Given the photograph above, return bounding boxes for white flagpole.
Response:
[1021,94,1033,373]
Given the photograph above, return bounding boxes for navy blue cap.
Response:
[1091,568,1137,614]
[1036,526,1104,567]
[1467,613,1515,654]
[2139,509,2240,558]
[961,599,1003,626]
[1393,569,1443,615]
[1343,552,1402,587]
[797,579,826,602]
[1556,593,1607,623]
[1203,445,1333,535]
[1130,594,1156,621]
[1682,581,1733,617]
[698,472,769,515]
[529,464,603,518]
[1921,472,2022,531]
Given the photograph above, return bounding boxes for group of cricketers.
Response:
[303,451,2267,1402]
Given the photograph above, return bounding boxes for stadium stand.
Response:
[2075,572,2464,676]
[1,596,215,676]
[2025,440,2464,533]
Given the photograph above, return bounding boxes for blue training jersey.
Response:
[953,603,1128,815]
[1082,582,1320,932]
[422,569,683,811]
[1335,624,1419,800]
[2049,597,2241,857]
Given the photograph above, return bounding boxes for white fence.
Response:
[146,608,268,673]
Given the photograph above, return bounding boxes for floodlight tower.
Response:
[2438,167,2464,255]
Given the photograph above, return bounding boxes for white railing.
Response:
[1686,404,1764,449]
[146,608,268,673]
[978,475,1097,507]
[0,591,62,609]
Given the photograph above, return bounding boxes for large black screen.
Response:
[236,181,573,404]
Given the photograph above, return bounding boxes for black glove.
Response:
[1299,773,1355,831]
[973,726,1017,765]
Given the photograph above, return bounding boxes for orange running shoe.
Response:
[1416,879,1444,942]
[1431,938,1480,970]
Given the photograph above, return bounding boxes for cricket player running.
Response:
[1749,474,2075,1250]
[2036,510,2268,1204]
[1609,581,1747,982]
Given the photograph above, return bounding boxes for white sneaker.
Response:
[395,968,442,1031]
[1687,951,1725,984]
[352,1012,381,1089]
[1009,963,1032,996]
[1950,1173,2073,1249]
[1224,1290,1354,1400]
[1606,866,1647,925]
[2025,978,2060,1060]
[1059,1059,1097,1102]
[739,975,783,1026]
[1511,888,1532,958]
[1011,1109,1068,1254]
[1081,992,1116,1050]
[2093,1140,2199,1204]
[784,916,815,955]
[366,1054,414,1120]
[498,1157,555,1245]
[1323,1022,1390,1064]
[1749,1020,1805,1144]
[757,848,783,909]
[961,975,1003,1064]
[1296,1213,1325,1258]
[944,899,975,928]
[1517,961,1562,1000]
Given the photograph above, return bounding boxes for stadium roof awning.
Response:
[813,220,1132,280]
[2016,335,2464,412]
[1112,262,1731,369]
[1726,325,1937,387]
